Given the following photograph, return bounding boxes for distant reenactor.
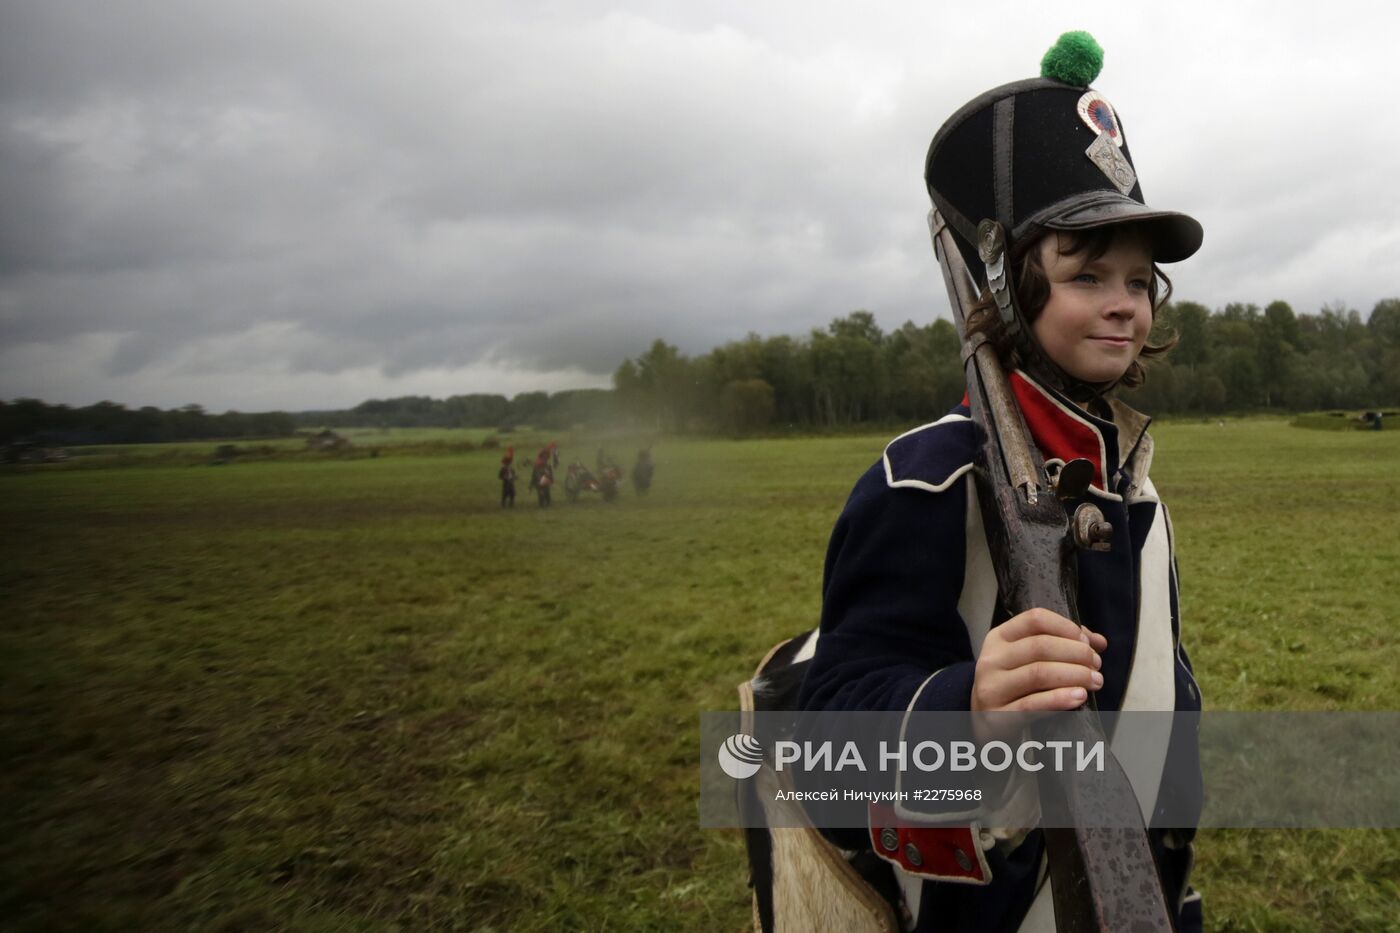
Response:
[593,447,624,502]
[530,453,554,507]
[632,448,654,494]
[498,446,517,508]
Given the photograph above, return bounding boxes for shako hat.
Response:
[925,32,1202,276]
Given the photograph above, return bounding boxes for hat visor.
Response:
[1030,192,1203,263]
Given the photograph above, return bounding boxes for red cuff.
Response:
[868,803,989,884]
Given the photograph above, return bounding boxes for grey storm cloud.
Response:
[1,0,1398,410]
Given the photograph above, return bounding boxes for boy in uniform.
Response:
[751,33,1204,932]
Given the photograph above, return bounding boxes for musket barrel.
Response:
[927,208,1175,933]
[929,211,1044,502]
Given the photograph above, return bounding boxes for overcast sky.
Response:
[3,1,1398,412]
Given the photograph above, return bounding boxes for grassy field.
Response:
[2,419,1398,931]
[50,426,513,470]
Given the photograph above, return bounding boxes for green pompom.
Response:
[1040,31,1104,87]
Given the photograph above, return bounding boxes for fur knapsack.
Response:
[737,633,904,933]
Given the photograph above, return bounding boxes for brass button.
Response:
[903,842,923,867]
[879,828,899,852]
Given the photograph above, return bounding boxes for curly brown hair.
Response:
[965,225,1176,390]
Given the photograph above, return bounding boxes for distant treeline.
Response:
[613,299,1400,432]
[7,298,1398,446]
[291,388,620,431]
[1,391,623,446]
[0,400,295,447]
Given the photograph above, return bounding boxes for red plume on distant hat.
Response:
[501,445,514,466]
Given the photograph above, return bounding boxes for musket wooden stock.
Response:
[929,211,1176,933]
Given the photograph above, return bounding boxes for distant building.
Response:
[306,429,352,451]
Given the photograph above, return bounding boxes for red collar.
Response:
[960,372,1114,489]
[1008,371,1111,489]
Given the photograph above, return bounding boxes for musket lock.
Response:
[1071,503,1113,552]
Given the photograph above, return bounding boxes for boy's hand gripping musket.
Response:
[929,210,1175,933]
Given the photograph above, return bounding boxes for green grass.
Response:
[322,426,512,446]
[32,428,533,470]
[2,422,1398,931]
[1291,411,1379,432]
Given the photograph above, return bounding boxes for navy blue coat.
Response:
[797,371,1202,932]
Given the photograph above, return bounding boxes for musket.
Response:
[929,209,1176,932]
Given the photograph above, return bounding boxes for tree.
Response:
[612,340,698,432]
[885,320,963,420]
[814,312,889,424]
[1217,302,1261,323]
[508,391,550,427]
[1376,348,1400,407]
[1159,301,1210,367]
[1258,301,1301,407]
[759,335,812,427]
[828,310,883,344]
[720,379,776,434]
[613,359,648,425]
[1263,301,1302,349]
[709,334,765,386]
[1367,298,1400,345]
[445,394,510,427]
